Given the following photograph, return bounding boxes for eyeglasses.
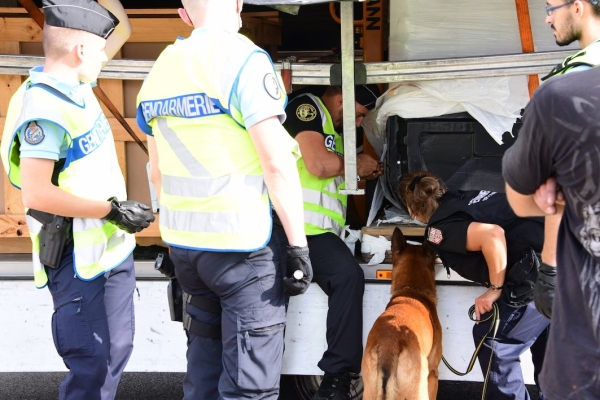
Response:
[545,0,576,16]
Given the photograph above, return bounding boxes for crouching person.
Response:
[399,171,550,400]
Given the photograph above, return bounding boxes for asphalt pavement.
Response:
[0,373,541,400]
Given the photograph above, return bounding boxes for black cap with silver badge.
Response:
[42,0,120,39]
[354,84,381,111]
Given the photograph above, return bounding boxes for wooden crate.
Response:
[360,222,426,264]
[0,8,281,253]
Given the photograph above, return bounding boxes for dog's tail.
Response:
[362,328,423,400]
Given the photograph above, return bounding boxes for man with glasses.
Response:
[282,85,382,400]
[500,2,600,399]
[503,62,600,400]
[526,0,600,325]
[543,0,600,71]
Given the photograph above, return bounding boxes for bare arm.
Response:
[248,117,307,247]
[147,136,161,203]
[532,177,565,266]
[505,183,546,217]
[99,0,132,62]
[20,158,111,218]
[295,130,344,178]
[295,131,383,180]
[466,222,507,320]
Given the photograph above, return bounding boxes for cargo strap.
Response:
[442,303,500,400]
[17,0,149,155]
[515,0,540,98]
[182,292,222,339]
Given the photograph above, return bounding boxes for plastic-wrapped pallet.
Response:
[389,0,578,62]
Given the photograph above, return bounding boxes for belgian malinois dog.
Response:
[362,228,442,400]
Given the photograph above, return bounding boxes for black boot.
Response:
[311,372,353,400]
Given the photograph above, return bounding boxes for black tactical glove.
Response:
[103,197,155,234]
[533,261,556,319]
[283,245,313,296]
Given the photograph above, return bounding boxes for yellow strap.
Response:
[441,302,501,400]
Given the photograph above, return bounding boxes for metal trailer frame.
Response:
[0,0,573,194]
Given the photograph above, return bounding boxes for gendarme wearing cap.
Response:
[42,0,119,39]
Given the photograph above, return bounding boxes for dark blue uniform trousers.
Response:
[473,300,550,400]
[45,243,136,400]
[170,226,288,400]
[307,232,365,374]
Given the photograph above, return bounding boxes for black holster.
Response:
[502,248,540,308]
[167,278,183,322]
[27,209,72,269]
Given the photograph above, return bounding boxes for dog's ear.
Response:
[391,227,407,255]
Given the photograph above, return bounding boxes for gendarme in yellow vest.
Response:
[291,94,347,236]
[542,39,600,81]
[136,29,298,251]
[1,81,135,288]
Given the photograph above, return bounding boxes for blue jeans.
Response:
[45,243,135,400]
[170,226,287,400]
[473,300,550,400]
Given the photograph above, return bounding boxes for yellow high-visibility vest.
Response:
[1,81,135,287]
[290,94,347,236]
[137,30,298,251]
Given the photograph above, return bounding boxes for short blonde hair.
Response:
[42,25,88,59]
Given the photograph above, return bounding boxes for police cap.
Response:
[42,0,119,39]
[355,84,381,110]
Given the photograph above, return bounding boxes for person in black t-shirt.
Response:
[399,170,550,400]
[503,66,600,400]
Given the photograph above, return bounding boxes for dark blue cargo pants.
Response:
[473,299,550,400]
[306,232,365,375]
[170,225,287,400]
[45,243,136,400]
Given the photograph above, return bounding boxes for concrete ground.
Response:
[0,372,540,400]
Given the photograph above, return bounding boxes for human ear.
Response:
[178,8,193,27]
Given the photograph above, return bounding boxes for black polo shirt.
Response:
[425,190,543,285]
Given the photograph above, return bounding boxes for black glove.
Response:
[283,245,313,296]
[534,261,556,319]
[103,197,155,234]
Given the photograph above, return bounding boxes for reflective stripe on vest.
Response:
[2,81,135,287]
[137,30,294,251]
[303,175,346,236]
[292,94,348,236]
[542,39,600,81]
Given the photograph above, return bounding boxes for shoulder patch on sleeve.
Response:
[263,73,282,100]
[24,121,45,145]
[427,226,443,244]
[296,103,317,122]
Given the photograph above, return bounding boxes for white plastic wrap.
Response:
[362,75,530,156]
[341,225,362,255]
[361,234,391,266]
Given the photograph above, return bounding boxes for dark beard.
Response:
[553,17,580,47]
[556,34,578,46]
